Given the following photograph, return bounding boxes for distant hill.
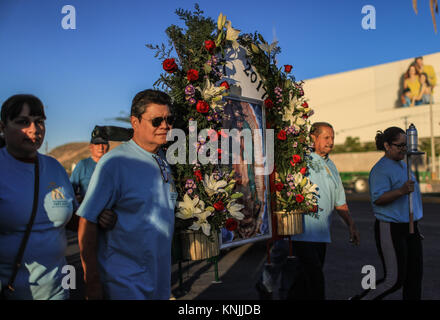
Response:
[48,141,122,175]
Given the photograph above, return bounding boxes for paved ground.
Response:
[67,197,440,300]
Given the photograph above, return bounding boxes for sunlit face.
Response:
[416,58,423,69]
[0,103,45,158]
[89,143,109,162]
[420,74,427,84]
[312,126,334,157]
[409,65,416,76]
[384,133,407,161]
[131,103,172,153]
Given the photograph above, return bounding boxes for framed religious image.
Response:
[220,95,273,249]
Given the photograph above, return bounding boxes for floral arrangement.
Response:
[147,5,245,240]
[148,4,319,241]
[238,33,319,215]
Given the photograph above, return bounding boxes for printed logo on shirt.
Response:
[44,184,73,227]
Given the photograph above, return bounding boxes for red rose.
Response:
[194,170,203,181]
[275,183,284,192]
[292,154,301,163]
[204,40,216,53]
[196,100,209,113]
[225,218,238,231]
[264,98,274,109]
[187,69,199,82]
[300,167,307,175]
[163,58,178,73]
[214,200,225,211]
[220,81,230,90]
[284,65,293,73]
[277,130,287,141]
[295,194,305,203]
[312,205,318,213]
[301,101,309,108]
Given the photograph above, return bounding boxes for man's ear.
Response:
[130,116,138,129]
[383,141,390,151]
[310,134,317,144]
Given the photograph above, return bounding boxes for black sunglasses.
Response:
[391,142,407,149]
[145,116,175,127]
[152,154,169,183]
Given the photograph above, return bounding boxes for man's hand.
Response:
[349,223,360,246]
[399,180,415,195]
[98,209,117,230]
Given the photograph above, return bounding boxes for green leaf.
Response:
[231,192,243,199]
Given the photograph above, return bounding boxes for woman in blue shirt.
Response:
[357,127,423,300]
[0,95,115,300]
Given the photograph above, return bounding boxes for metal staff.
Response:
[406,124,424,234]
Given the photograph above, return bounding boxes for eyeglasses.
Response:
[143,116,174,127]
[152,154,169,183]
[391,142,407,149]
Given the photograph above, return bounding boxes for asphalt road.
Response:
[67,199,440,300]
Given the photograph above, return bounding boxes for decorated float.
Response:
[147,4,319,281]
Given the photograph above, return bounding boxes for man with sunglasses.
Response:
[77,89,177,300]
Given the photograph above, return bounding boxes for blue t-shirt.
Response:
[76,139,177,300]
[70,157,97,198]
[0,148,77,300]
[292,152,346,243]
[369,156,423,223]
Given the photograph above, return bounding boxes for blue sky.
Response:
[1,0,439,150]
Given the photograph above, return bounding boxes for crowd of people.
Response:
[401,56,436,107]
[0,90,424,300]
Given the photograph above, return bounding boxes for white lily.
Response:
[189,207,214,236]
[225,20,240,50]
[217,13,226,30]
[203,173,228,197]
[176,194,203,220]
[197,78,227,106]
[227,200,245,220]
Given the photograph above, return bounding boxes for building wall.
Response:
[304,52,440,144]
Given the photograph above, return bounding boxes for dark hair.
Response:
[405,62,420,79]
[131,89,172,120]
[420,72,431,86]
[375,127,405,151]
[310,122,333,136]
[1,94,46,124]
[415,56,423,62]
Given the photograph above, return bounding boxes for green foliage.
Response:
[332,136,377,153]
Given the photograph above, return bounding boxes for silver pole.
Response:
[430,96,436,178]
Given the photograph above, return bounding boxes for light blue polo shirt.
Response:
[76,140,176,300]
[0,148,77,300]
[292,152,346,243]
[70,157,97,198]
[369,156,423,223]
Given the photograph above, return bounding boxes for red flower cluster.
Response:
[277,130,287,141]
[284,65,293,73]
[194,170,203,182]
[301,101,309,108]
[295,194,305,203]
[220,81,230,90]
[300,167,307,175]
[196,100,209,113]
[204,40,216,53]
[163,58,178,73]
[225,218,238,231]
[187,69,199,82]
[214,200,225,211]
[290,154,301,166]
[275,183,284,192]
[264,98,274,109]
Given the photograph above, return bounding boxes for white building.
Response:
[304,52,440,144]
